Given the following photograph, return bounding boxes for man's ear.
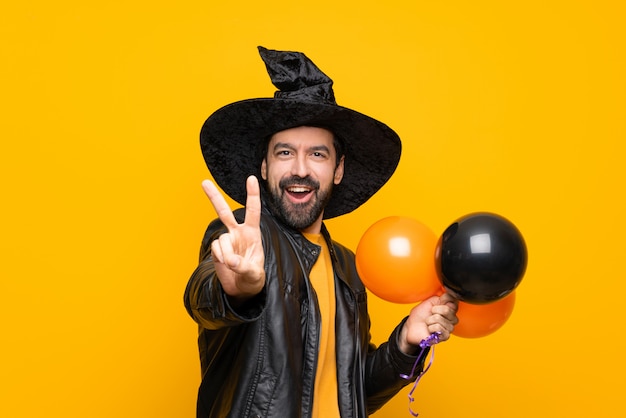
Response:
[334,155,345,185]
[261,158,268,180]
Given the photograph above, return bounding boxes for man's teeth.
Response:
[288,187,309,193]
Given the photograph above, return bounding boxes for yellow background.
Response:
[2,1,624,417]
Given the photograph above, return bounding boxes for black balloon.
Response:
[435,212,527,304]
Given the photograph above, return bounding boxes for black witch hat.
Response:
[200,46,402,219]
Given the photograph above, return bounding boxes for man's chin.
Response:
[280,204,321,230]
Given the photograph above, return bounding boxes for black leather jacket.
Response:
[184,207,425,417]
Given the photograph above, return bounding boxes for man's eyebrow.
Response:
[309,145,331,153]
[271,143,331,154]
[272,142,296,151]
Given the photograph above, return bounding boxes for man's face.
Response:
[261,126,344,233]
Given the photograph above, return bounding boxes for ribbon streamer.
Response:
[400,332,441,416]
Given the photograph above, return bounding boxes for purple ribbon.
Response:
[400,332,441,416]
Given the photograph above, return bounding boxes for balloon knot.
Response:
[419,331,442,348]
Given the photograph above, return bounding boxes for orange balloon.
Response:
[355,216,441,304]
[453,291,516,338]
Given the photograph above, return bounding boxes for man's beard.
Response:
[265,175,333,231]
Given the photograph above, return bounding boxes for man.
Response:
[184,46,458,418]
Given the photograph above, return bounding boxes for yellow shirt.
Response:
[303,233,341,418]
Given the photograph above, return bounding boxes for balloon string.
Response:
[400,332,441,417]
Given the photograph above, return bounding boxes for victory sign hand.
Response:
[202,175,265,304]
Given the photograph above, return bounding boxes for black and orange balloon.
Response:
[436,212,527,304]
[356,216,441,304]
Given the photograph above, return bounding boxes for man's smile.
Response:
[280,176,319,205]
[284,185,315,203]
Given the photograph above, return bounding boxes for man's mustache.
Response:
[279,176,320,191]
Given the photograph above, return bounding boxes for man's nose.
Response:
[290,156,309,177]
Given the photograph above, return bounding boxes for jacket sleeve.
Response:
[364,317,430,413]
[183,211,267,329]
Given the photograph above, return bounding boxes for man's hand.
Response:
[202,176,265,305]
[399,292,459,355]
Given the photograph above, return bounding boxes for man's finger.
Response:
[217,233,240,269]
[202,179,239,230]
[243,176,261,228]
[211,239,225,264]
